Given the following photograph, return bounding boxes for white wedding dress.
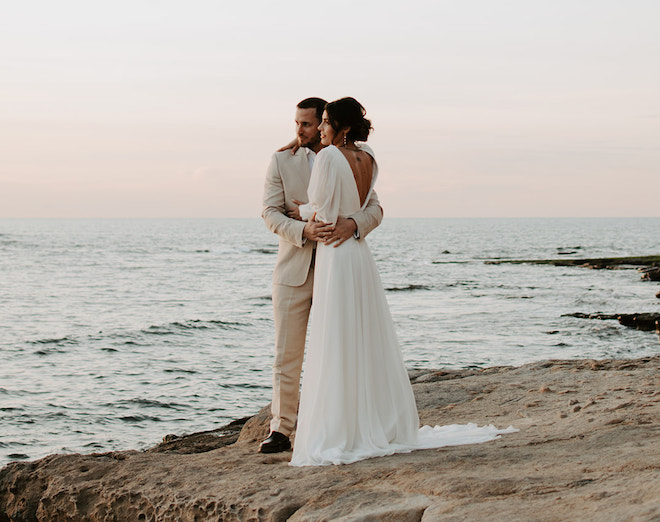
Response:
[290,145,516,467]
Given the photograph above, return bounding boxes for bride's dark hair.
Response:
[325,97,372,142]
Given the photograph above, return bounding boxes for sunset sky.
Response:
[2,1,658,218]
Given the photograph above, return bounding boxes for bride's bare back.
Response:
[337,147,374,206]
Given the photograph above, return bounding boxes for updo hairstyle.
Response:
[325,97,373,142]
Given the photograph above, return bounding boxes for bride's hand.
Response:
[303,220,334,242]
[277,138,300,155]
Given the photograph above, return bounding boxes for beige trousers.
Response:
[269,267,314,436]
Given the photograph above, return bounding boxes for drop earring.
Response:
[343,133,347,147]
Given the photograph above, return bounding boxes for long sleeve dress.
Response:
[290,144,516,467]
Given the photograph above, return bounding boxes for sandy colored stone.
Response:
[1,356,660,521]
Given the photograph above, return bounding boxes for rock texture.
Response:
[2,357,660,521]
[641,267,660,282]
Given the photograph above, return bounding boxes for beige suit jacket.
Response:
[263,148,383,287]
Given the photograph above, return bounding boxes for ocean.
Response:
[1,217,659,467]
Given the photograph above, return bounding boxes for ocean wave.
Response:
[169,320,215,331]
[44,410,69,418]
[218,383,270,390]
[107,339,149,347]
[385,284,432,292]
[83,442,107,450]
[446,281,479,289]
[141,325,181,336]
[113,398,187,410]
[211,245,278,255]
[119,414,163,423]
[11,411,66,424]
[1,389,48,397]
[140,319,248,336]
[29,336,78,346]
[200,246,272,255]
[492,284,540,290]
[248,295,272,302]
[34,347,70,356]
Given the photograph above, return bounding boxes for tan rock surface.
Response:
[1,356,659,521]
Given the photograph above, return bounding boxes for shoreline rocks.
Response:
[641,267,660,281]
[491,254,660,337]
[565,312,660,333]
[2,356,659,521]
[484,254,660,269]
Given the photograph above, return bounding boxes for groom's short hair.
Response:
[297,97,327,123]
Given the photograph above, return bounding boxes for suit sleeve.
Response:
[262,154,306,248]
[348,190,383,239]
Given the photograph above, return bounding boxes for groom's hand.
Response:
[276,137,300,156]
[326,218,357,248]
[303,220,334,242]
[286,198,304,221]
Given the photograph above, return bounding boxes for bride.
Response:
[289,97,516,466]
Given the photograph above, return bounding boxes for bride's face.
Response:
[318,111,338,146]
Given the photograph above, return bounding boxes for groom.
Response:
[260,97,383,453]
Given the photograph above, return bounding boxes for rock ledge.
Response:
[2,357,659,521]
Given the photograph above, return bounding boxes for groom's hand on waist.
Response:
[326,218,357,248]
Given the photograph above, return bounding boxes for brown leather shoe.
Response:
[259,431,291,453]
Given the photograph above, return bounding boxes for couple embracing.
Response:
[261,97,515,467]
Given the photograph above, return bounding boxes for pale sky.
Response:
[1,0,658,218]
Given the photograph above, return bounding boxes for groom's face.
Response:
[295,108,322,150]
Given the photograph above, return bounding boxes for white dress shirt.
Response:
[303,147,316,172]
